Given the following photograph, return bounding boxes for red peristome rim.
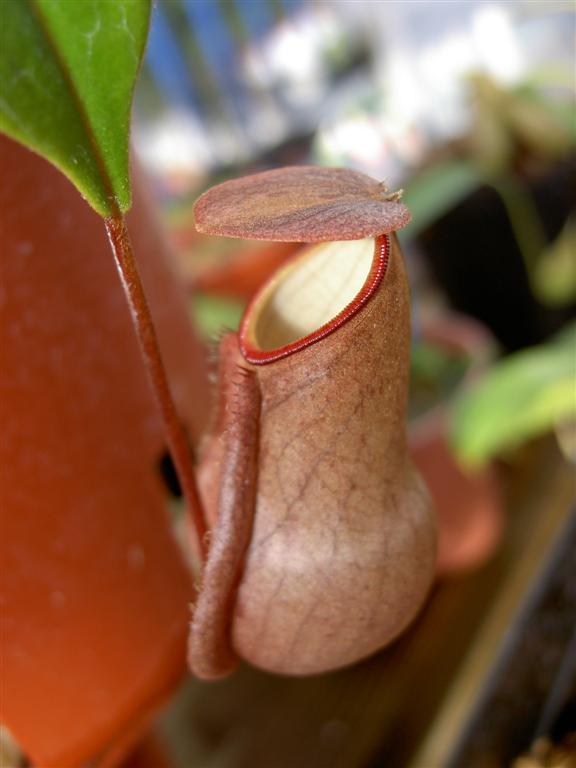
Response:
[239,233,390,365]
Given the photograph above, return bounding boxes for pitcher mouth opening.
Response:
[239,234,390,365]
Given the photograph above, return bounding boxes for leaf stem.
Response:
[105,215,207,559]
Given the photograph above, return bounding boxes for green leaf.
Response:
[450,323,576,467]
[0,0,150,217]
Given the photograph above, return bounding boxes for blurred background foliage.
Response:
[132,0,575,468]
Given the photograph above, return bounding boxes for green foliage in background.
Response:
[451,322,576,467]
[409,341,470,420]
[0,0,150,217]
[467,73,575,175]
[402,160,482,237]
[191,294,246,342]
[533,217,576,307]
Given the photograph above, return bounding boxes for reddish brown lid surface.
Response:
[194,166,411,242]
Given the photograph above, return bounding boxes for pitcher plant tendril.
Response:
[105,216,207,558]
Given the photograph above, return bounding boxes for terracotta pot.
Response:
[0,135,209,767]
[408,313,504,575]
